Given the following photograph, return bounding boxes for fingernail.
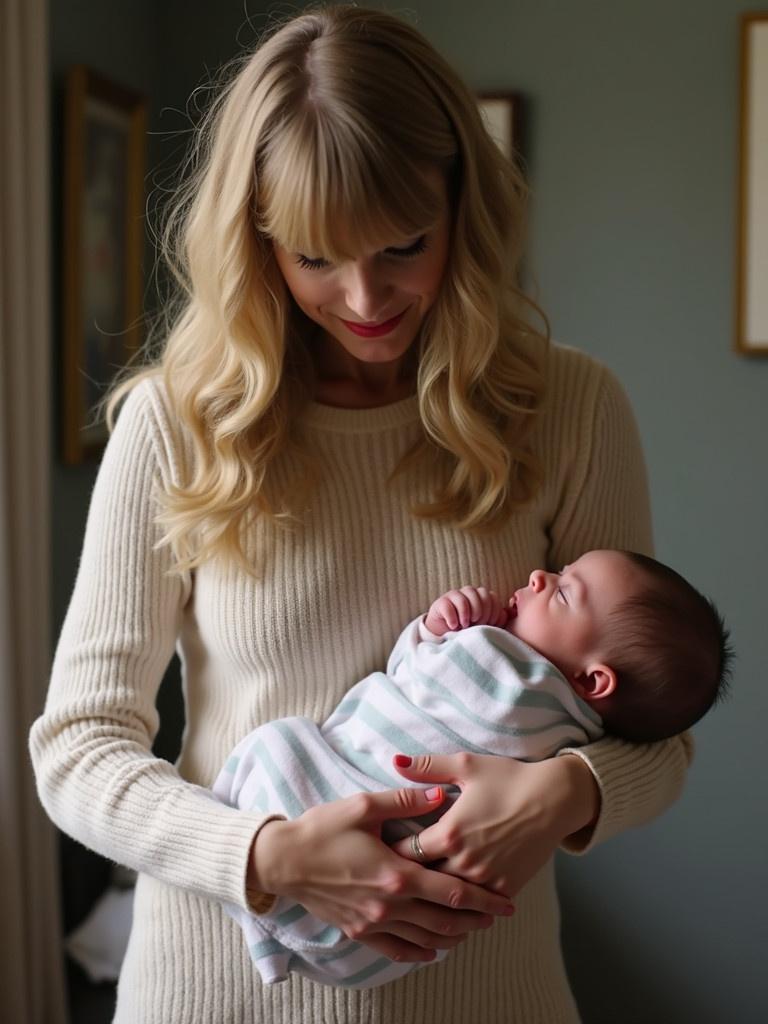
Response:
[502,904,516,916]
[425,786,442,801]
[394,754,412,767]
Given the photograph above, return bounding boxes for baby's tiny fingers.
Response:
[448,590,473,628]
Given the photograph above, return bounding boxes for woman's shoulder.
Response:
[543,342,631,423]
[112,372,188,483]
[545,341,612,397]
[114,373,180,436]
[533,342,639,467]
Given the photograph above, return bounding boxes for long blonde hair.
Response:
[106,3,549,577]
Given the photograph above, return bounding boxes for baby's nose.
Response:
[529,569,546,592]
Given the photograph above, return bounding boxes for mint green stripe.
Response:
[361,673,489,754]
[407,658,578,742]
[482,636,603,728]
[446,642,567,712]
[224,755,239,773]
[272,720,342,803]
[315,940,366,964]
[250,937,287,960]
[307,923,345,947]
[273,903,309,928]
[330,694,361,719]
[250,739,305,818]
[282,719,381,795]
[327,732,401,786]
[248,786,268,812]
[340,956,399,987]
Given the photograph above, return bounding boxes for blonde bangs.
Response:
[257,112,446,262]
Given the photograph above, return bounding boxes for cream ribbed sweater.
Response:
[30,344,692,1023]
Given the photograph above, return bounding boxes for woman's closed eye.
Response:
[386,235,428,259]
[294,234,429,271]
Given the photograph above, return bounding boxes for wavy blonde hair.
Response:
[105,3,549,577]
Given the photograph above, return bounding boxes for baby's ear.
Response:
[570,664,617,701]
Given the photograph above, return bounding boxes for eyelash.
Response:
[294,235,429,271]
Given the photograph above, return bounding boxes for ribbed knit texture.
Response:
[30,343,692,1023]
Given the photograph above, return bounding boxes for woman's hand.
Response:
[389,753,601,897]
[249,785,516,963]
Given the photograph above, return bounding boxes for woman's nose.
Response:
[343,263,393,322]
[529,569,547,592]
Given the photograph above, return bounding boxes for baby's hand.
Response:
[425,586,508,637]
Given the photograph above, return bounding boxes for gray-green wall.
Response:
[50,2,767,1021]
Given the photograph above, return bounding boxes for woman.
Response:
[31,6,691,1022]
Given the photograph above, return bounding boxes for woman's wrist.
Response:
[555,753,601,840]
[247,817,292,905]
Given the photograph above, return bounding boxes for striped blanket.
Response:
[212,617,603,989]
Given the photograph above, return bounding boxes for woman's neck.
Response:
[313,374,417,409]
[311,331,418,409]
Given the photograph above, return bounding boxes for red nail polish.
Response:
[426,786,442,801]
[394,754,412,767]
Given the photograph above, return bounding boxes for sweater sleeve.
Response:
[29,381,281,911]
[544,356,694,852]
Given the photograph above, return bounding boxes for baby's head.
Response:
[507,550,732,742]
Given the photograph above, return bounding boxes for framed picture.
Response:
[477,92,523,163]
[735,14,768,355]
[61,65,147,463]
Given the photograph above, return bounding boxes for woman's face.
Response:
[272,174,451,378]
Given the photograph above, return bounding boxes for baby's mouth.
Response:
[508,595,519,619]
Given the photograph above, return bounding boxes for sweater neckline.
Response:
[303,394,421,434]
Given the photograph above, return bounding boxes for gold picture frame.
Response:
[735,14,768,355]
[61,65,147,463]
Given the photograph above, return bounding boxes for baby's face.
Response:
[507,550,645,679]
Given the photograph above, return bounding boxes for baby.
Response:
[213,548,731,989]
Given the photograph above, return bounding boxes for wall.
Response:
[49,2,767,1020]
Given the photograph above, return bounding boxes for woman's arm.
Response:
[547,354,693,850]
[29,382,278,912]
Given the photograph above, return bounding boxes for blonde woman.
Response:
[31,6,691,1022]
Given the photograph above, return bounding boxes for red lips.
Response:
[339,309,407,337]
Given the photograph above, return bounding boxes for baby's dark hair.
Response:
[596,552,733,742]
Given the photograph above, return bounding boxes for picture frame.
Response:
[61,65,147,463]
[477,92,523,164]
[735,14,768,356]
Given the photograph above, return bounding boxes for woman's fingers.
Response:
[391,751,471,788]
[369,916,479,950]
[352,932,438,963]
[346,900,498,948]
[350,783,445,827]
[399,856,514,917]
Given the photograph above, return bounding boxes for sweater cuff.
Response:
[240,814,287,915]
[556,731,692,855]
